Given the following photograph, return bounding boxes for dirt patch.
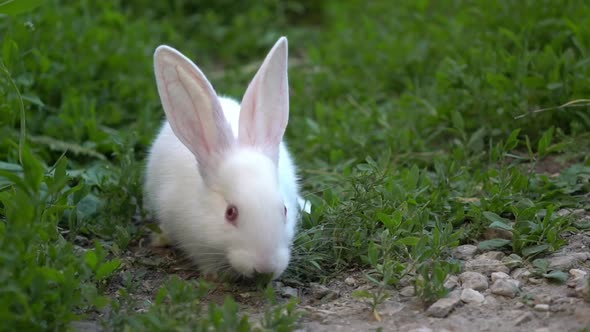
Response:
[294,230,590,332]
[74,215,590,332]
[297,269,590,332]
[533,155,576,175]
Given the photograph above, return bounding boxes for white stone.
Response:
[426,292,461,318]
[453,245,478,260]
[464,258,509,275]
[534,304,550,312]
[400,285,415,297]
[490,278,519,298]
[570,268,587,279]
[548,252,590,270]
[460,288,485,304]
[344,276,357,286]
[491,271,510,282]
[459,271,489,291]
[408,328,433,332]
[444,275,460,291]
[511,268,531,280]
[476,251,505,261]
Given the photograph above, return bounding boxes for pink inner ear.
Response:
[238,37,289,164]
[160,65,211,155]
[154,45,235,178]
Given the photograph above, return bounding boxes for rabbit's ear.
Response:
[154,45,235,178]
[238,37,289,164]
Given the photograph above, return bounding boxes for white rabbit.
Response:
[144,37,306,279]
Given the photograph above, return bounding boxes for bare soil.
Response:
[72,224,590,332]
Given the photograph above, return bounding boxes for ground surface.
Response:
[298,230,590,332]
[73,212,590,332]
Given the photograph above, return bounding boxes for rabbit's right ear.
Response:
[154,46,234,179]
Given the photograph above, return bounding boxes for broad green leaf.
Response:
[537,127,554,158]
[532,258,549,271]
[477,239,511,250]
[483,211,511,224]
[21,147,44,192]
[367,242,379,266]
[504,129,521,151]
[0,161,22,172]
[0,169,27,189]
[0,0,44,15]
[53,155,67,184]
[28,134,106,160]
[96,259,121,280]
[398,236,420,246]
[377,210,401,232]
[521,244,550,257]
[84,250,98,270]
[92,295,110,309]
[542,270,568,283]
[40,267,65,283]
[489,220,513,231]
[451,110,465,131]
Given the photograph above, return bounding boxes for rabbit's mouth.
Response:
[209,265,273,286]
[232,271,275,287]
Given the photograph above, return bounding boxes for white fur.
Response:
[145,37,304,279]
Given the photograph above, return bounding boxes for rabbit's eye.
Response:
[225,204,239,225]
[283,205,287,217]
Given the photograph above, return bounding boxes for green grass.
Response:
[1,0,590,330]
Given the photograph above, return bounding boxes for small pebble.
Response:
[534,304,550,312]
[309,282,334,300]
[453,245,478,260]
[280,286,298,298]
[407,327,433,332]
[567,273,590,298]
[464,258,510,275]
[556,208,586,218]
[444,275,460,291]
[426,292,461,318]
[528,277,543,284]
[344,276,357,286]
[491,271,510,282]
[513,302,525,309]
[535,328,551,332]
[239,292,252,299]
[400,285,415,297]
[490,279,520,298]
[477,251,505,261]
[460,288,485,304]
[547,252,590,270]
[459,271,489,291]
[569,268,587,279]
[502,253,523,269]
[398,275,413,287]
[511,268,531,280]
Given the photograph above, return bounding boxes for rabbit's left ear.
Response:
[238,37,289,164]
[153,45,235,182]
